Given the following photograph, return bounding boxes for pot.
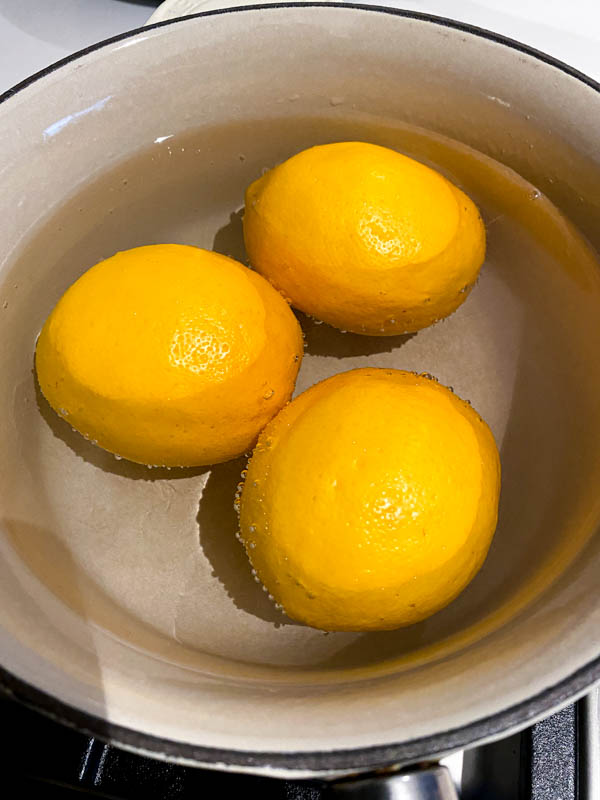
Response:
[1,5,600,797]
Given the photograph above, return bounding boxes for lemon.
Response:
[243,141,485,335]
[239,368,500,631]
[35,244,303,467]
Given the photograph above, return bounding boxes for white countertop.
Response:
[1,0,600,95]
[0,0,152,93]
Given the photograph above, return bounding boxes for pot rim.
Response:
[1,2,599,774]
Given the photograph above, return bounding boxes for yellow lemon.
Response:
[36,244,303,467]
[239,368,500,631]
[243,141,485,335]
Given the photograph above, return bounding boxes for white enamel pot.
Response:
[1,5,600,798]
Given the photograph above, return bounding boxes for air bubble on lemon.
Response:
[239,368,500,632]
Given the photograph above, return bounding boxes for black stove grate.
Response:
[1,692,579,799]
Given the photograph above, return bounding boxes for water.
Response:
[10,113,600,672]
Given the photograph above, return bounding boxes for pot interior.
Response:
[1,5,600,773]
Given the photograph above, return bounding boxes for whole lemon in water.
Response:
[36,244,303,467]
[239,368,500,631]
[243,141,486,335]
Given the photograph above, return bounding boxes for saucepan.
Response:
[1,5,600,798]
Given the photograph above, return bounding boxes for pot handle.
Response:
[327,765,459,800]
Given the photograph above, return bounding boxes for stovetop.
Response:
[3,689,587,799]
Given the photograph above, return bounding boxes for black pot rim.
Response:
[2,2,600,775]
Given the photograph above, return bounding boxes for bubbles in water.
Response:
[2,301,7,309]
[240,468,248,478]
[238,154,245,161]
[293,354,300,363]
[263,389,275,400]
[254,575,261,583]
[114,454,122,461]
[249,525,257,534]
[249,542,256,549]
[419,372,437,382]
[329,96,344,106]
[313,319,323,325]
[530,189,541,200]
[262,584,269,593]
[251,480,259,488]
[267,593,275,602]
[58,407,69,417]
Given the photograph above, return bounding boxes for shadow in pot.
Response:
[297,312,417,359]
[212,208,248,264]
[34,371,206,483]
[197,457,298,627]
